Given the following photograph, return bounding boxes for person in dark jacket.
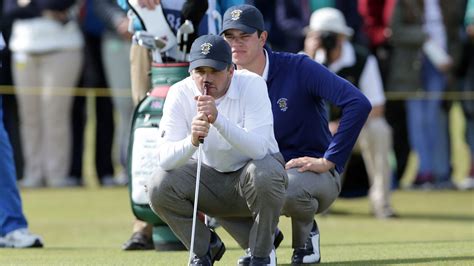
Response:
[221,4,371,264]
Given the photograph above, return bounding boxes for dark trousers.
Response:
[385,100,410,186]
[0,24,23,180]
[70,32,115,184]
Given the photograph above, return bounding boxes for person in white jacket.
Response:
[6,0,83,187]
[147,34,287,266]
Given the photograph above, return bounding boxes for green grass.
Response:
[0,188,472,265]
[1,99,472,265]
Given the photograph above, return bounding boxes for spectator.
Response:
[398,0,465,189]
[386,1,425,189]
[251,0,311,53]
[305,7,397,219]
[359,0,407,187]
[93,0,134,185]
[0,0,24,180]
[423,0,464,189]
[5,0,84,187]
[334,0,367,46]
[118,0,244,251]
[0,94,43,248]
[459,0,474,190]
[69,0,117,187]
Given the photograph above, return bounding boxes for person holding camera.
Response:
[303,7,397,219]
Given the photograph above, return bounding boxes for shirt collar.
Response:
[262,48,270,81]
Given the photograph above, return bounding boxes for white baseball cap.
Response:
[309,8,354,36]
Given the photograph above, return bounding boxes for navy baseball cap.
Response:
[189,35,232,72]
[220,4,265,35]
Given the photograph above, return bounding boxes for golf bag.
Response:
[127,62,190,250]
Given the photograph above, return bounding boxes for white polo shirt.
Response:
[157,69,279,172]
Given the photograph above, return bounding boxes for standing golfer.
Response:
[220,5,371,264]
[147,34,287,266]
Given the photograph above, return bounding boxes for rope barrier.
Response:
[0,85,132,97]
[1,85,474,100]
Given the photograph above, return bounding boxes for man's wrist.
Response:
[322,158,335,169]
[191,137,199,147]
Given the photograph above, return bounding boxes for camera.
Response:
[319,31,338,51]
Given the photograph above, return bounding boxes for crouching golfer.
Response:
[147,34,288,266]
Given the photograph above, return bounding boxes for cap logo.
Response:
[231,9,242,20]
[200,43,212,55]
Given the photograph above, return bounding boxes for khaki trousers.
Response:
[129,43,154,234]
[130,43,151,105]
[358,117,394,213]
[12,49,82,185]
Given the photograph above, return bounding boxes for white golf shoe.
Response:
[291,220,321,264]
[0,228,43,248]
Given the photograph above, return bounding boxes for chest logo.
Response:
[277,98,288,112]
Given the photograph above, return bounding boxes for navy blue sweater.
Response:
[266,48,371,173]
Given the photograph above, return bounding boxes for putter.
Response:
[177,20,195,62]
[188,84,208,264]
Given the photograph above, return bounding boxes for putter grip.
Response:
[199,85,208,144]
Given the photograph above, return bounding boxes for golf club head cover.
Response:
[180,0,208,53]
[126,0,177,52]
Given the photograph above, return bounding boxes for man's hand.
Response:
[467,24,474,41]
[138,0,161,10]
[369,105,385,119]
[285,156,335,173]
[191,113,210,146]
[116,17,133,40]
[328,121,339,136]
[303,31,320,59]
[42,9,69,23]
[195,95,218,124]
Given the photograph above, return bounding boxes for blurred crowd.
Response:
[0,0,473,253]
[0,1,473,191]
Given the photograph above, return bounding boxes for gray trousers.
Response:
[102,32,134,169]
[148,153,288,258]
[281,168,341,248]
